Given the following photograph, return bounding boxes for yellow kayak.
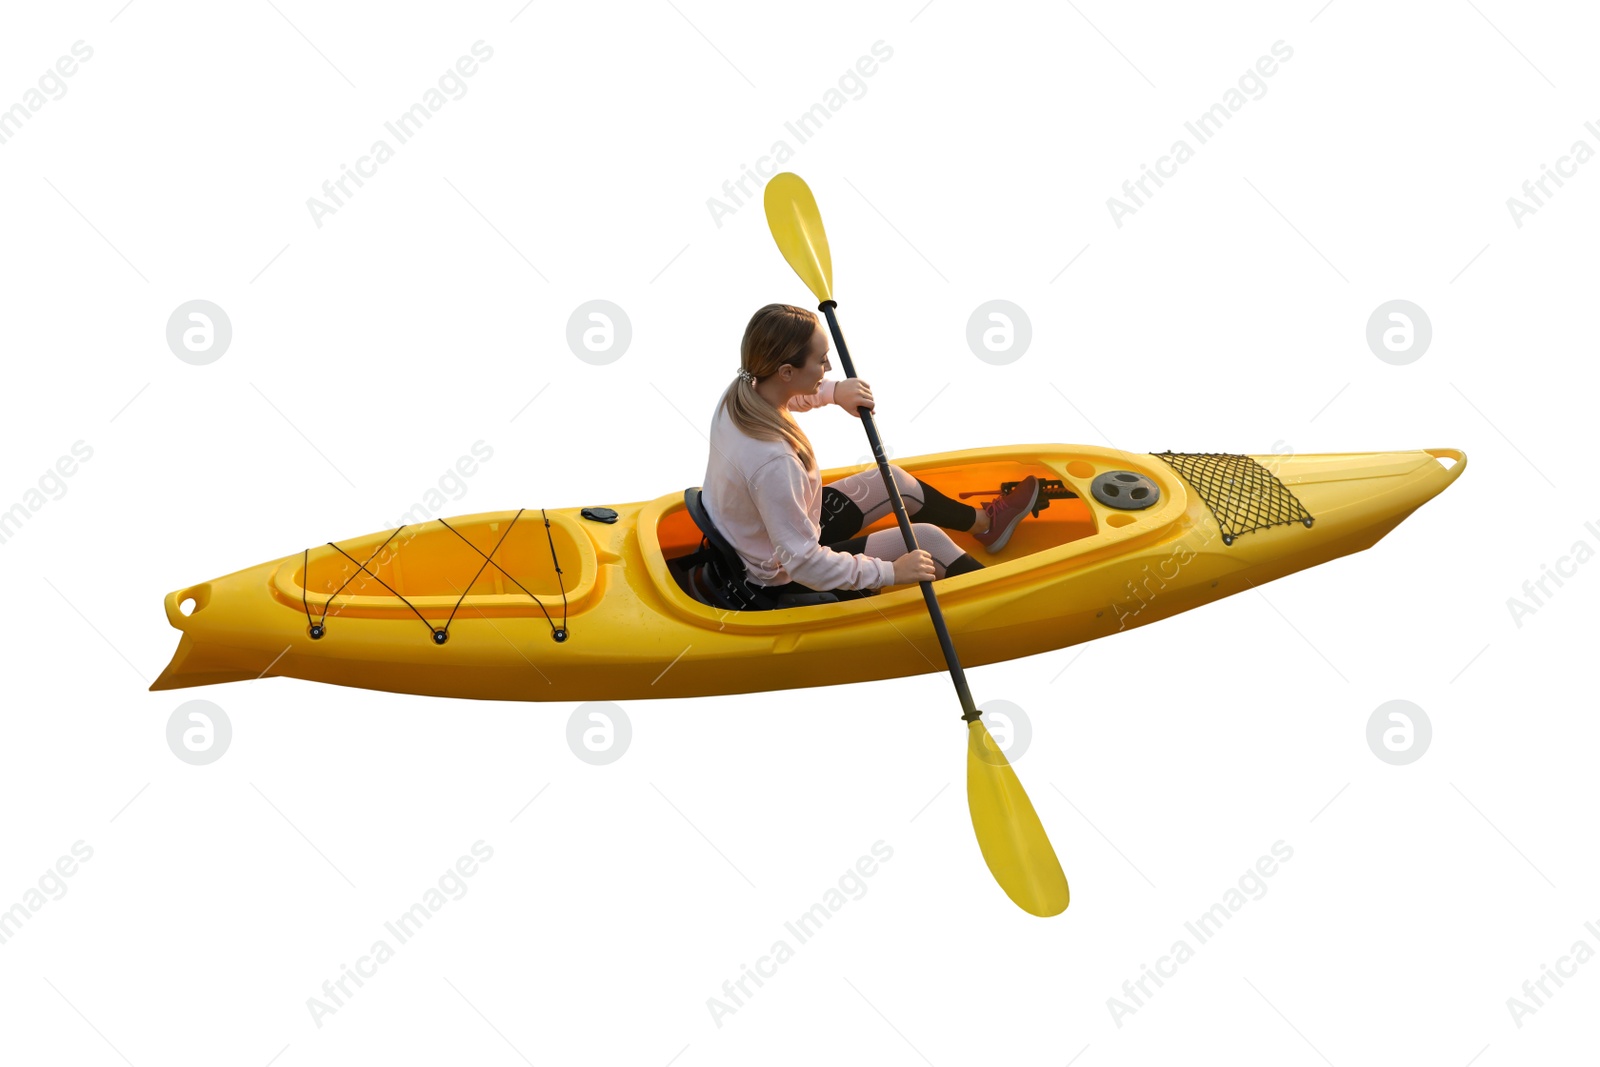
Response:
[150,443,1466,701]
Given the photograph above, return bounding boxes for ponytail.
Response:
[721,304,820,470]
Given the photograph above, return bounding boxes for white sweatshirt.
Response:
[702,378,896,591]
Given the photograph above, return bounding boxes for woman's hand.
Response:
[835,378,874,418]
[892,549,936,585]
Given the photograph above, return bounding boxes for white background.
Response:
[1,1,1595,1063]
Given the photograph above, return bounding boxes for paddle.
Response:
[762,172,1069,917]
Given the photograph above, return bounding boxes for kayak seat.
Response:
[677,488,842,611]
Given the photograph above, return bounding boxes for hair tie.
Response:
[737,368,757,384]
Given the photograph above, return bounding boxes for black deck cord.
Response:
[305,514,573,644]
[302,527,412,633]
[441,509,523,634]
[541,509,569,635]
[436,516,567,639]
[323,540,441,638]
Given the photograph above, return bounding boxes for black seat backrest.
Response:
[683,488,747,584]
[680,488,843,611]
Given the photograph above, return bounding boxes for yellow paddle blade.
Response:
[967,720,1070,917]
[763,172,834,303]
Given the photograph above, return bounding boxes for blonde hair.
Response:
[720,303,820,471]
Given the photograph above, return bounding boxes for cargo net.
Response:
[299,508,571,645]
[1152,452,1313,546]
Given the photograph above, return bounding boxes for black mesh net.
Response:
[1152,452,1314,546]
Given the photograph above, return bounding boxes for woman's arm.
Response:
[790,377,873,418]
[785,377,837,413]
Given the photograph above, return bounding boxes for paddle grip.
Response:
[817,301,980,722]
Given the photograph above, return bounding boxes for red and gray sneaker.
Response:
[973,476,1039,554]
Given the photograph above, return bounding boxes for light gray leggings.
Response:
[821,466,971,577]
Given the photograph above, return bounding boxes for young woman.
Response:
[702,303,1038,599]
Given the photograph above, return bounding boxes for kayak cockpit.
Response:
[653,451,1131,616]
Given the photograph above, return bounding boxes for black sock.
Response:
[910,479,980,531]
[944,553,984,577]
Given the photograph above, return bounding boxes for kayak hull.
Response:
[150,444,1467,702]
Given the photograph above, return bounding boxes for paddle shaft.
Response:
[817,300,980,722]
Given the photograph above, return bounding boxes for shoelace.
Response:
[979,495,1006,536]
[981,481,1031,534]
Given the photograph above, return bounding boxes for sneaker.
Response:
[973,476,1039,554]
